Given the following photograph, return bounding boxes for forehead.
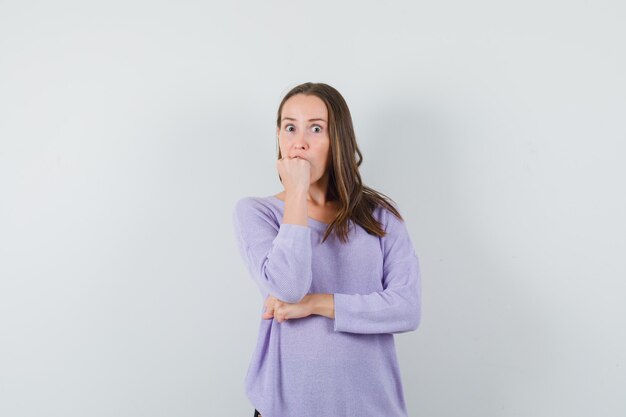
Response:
[281,94,328,122]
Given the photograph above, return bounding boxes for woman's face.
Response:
[277,93,331,184]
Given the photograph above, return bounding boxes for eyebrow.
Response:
[281,117,327,123]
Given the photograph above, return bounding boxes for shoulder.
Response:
[233,195,262,213]
[372,199,404,231]
[232,195,281,227]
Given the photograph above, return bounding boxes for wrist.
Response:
[285,189,308,200]
[310,294,335,319]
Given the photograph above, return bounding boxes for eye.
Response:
[285,124,295,132]
[312,125,323,133]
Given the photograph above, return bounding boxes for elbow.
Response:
[404,300,421,332]
[408,309,421,331]
[392,285,421,333]
[261,268,312,304]
[276,291,308,304]
[389,300,421,334]
[406,281,421,331]
[270,281,310,303]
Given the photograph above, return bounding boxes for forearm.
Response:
[283,190,308,226]
[309,293,335,319]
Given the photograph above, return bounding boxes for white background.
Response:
[1,1,624,416]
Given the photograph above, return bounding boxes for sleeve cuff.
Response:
[333,292,345,332]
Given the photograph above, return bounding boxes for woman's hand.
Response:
[263,294,314,323]
[276,156,311,194]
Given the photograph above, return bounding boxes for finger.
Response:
[276,307,287,323]
[262,308,274,319]
[261,297,272,318]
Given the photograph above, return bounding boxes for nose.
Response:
[292,131,308,150]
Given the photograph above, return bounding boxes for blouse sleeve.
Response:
[232,197,313,303]
[333,205,422,335]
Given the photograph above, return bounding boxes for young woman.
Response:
[232,82,422,417]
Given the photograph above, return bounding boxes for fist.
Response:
[276,156,311,193]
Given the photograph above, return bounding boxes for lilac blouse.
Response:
[232,195,422,417]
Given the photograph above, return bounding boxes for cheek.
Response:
[310,152,324,166]
[317,143,331,163]
[313,139,330,155]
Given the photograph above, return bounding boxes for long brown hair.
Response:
[276,82,403,243]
